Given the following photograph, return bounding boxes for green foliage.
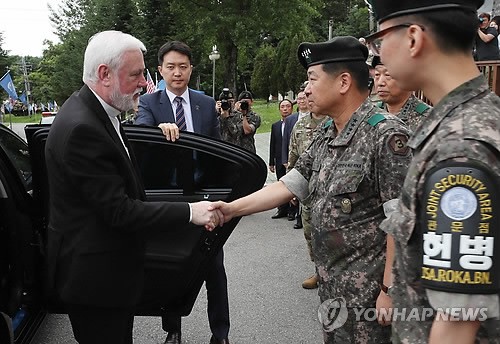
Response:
[4,0,372,105]
[332,4,370,38]
[134,0,177,71]
[251,44,276,99]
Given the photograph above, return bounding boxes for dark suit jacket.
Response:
[136,89,221,139]
[281,113,299,164]
[45,85,190,308]
[269,120,285,167]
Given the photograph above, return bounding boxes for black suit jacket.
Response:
[136,89,220,139]
[281,113,299,164]
[269,120,285,167]
[45,85,190,308]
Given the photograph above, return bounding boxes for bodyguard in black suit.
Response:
[269,99,294,219]
[135,41,229,344]
[44,31,221,344]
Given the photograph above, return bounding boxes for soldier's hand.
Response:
[376,291,392,326]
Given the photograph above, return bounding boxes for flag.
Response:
[0,71,18,100]
[19,92,28,106]
[146,70,156,94]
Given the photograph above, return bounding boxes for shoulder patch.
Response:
[387,133,410,156]
[367,113,386,127]
[415,102,430,115]
[420,163,500,294]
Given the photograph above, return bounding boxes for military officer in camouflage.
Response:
[372,56,430,132]
[211,36,412,343]
[218,90,261,153]
[287,110,327,289]
[367,0,500,343]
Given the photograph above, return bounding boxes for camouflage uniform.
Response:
[377,94,430,132]
[385,76,500,343]
[219,110,261,153]
[286,114,327,261]
[281,98,412,344]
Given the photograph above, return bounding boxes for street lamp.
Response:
[208,45,220,98]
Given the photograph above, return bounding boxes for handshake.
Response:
[189,200,234,231]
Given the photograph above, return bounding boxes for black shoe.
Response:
[271,210,287,219]
[287,214,296,221]
[164,331,181,344]
[209,335,230,344]
[293,223,303,229]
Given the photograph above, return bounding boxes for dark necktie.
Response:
[174,96,187,131]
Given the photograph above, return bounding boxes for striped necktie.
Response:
[174,96,187,131]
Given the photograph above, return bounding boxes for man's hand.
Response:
[158,122,180,141]
[190,201,225,231]
[209,201,235,223]
[376,291,393,326]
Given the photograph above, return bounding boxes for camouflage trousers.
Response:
[302,204,314,261]
[322,308,391,344]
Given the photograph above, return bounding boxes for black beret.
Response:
[370,0,484,24]
[238,90,253,101]
[371,56,383,68]
[297,36,369,69]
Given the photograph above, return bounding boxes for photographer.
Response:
[217,89,261,153]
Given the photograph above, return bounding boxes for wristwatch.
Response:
[380,283,393,295]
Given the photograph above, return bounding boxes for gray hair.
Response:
[82,30,146,85]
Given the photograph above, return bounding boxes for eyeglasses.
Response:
[365,23,425,56]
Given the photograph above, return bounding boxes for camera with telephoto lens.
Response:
[219,88,233,111]
[240,101,249,111]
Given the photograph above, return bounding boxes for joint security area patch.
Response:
[420,163,500,294]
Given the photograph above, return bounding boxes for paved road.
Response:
[20,126,323,343]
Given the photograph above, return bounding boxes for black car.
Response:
[0,123,266,344]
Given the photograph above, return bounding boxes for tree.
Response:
[167,0,322,95]
[34,0,372,104]
[250,44,276,98]
[0,33,11,78]
[134,0,177,72]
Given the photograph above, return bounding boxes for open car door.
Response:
[25,124,267,317]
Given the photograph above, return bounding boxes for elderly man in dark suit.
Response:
[269,99,293,219]
[135,41,229,344]
[44,31,221,344]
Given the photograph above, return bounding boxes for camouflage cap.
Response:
[370,0,484,24]
[297,36,369,69]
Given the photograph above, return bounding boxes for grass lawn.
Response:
[1,100,282,133]
[1,113,42,124]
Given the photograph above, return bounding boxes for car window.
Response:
[131,140,239,191]
[0,129,32,191]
